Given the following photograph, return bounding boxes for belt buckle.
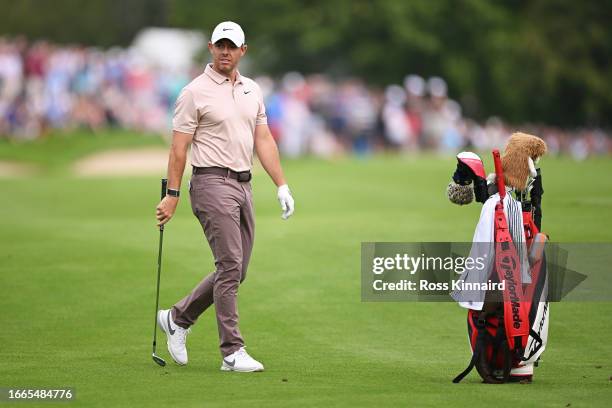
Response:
[237,171,251,182]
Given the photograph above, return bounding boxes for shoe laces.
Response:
[235,347,251,359]
[175,327,191,345]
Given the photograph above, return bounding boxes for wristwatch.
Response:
[167,188,180,197]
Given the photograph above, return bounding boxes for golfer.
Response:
[155,21,294,372]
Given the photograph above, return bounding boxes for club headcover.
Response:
[447,181,474,205]
[449,152,489,205]
[455,152,486,182]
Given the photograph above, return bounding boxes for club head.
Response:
[152,353,166,367]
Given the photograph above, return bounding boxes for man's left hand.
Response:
[277,184,294,220]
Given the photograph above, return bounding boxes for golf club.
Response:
[152,178,168,367]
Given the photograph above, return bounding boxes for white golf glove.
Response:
[277,184,294,220]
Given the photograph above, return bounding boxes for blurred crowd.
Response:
[1,37,610,159]
[260,73,611,160]
[0,37,190,138]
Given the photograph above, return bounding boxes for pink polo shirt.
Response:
[173,64,267,172]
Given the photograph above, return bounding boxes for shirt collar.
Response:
[205,64,243,85]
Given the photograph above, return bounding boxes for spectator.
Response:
[0,37,609,158]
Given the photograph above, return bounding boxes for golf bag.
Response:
[453,150,549,384]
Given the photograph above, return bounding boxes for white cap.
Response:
[210,21,245,47]
[403,75,425,97]
[427,76,447,98]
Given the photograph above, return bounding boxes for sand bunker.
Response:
[73,148,184,176]
[0,161,38,177]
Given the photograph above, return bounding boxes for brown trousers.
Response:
[172,173,254,357]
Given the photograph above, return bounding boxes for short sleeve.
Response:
[255,85,267,126]
[172,88,198,134]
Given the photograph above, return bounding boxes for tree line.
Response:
[1,0,610,127]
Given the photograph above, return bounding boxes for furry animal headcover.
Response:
[501,132,547,191]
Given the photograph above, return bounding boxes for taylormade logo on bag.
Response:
[501,255,523,329]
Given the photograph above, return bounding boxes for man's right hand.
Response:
[156,196,179,226]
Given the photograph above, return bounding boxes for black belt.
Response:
[192,166,252,182]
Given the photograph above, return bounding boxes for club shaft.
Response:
[152,227,164,353]
[152,178,167,354]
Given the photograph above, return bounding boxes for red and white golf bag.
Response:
[452,150,549,384]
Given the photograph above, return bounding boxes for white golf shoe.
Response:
[221,347,264,372]
[157,309,190,365]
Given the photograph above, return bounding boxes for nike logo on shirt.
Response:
[244,90,251,94]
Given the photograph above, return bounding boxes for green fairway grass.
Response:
[0,134,611,407]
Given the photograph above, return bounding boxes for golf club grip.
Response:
[161,178,168,200]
